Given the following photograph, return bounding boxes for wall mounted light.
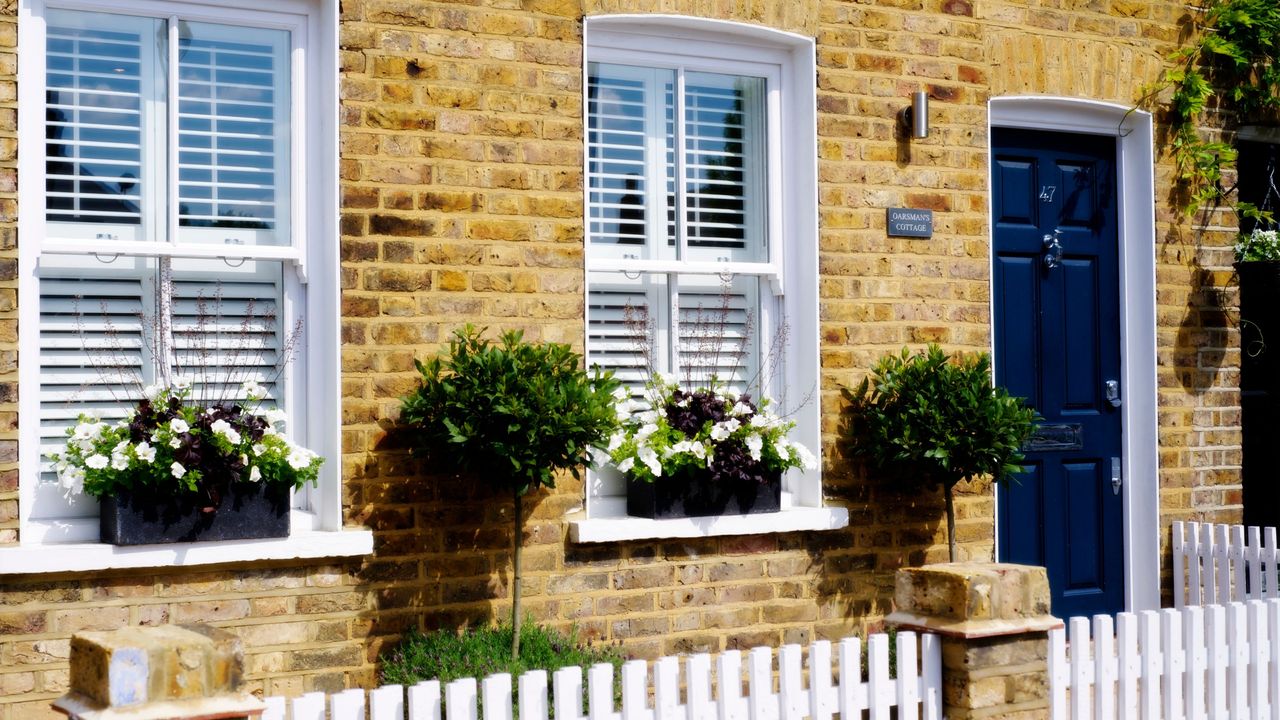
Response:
[902,90,929,139]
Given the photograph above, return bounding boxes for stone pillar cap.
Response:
[887,561,1063,638]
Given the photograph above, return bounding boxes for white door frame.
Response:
[988,96,1160,613]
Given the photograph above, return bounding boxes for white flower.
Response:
[773,439,791,461]
[169,437,182,449]
[606,432,624,453]
[170,462,186,479]
[77,439,96,454]
[750,415,770,428]
[655,372,678,388]
[263,408,287,427]
[248,466,262,483]
[210,419,241,445]
[745,434,763,461]
[791,442,818,471]
[71,423,94,441]
[240,454,249,466]
[710,421,739,442]
[241,380,267,401]
[617,457,635,473]
[638,446,662,477]
[59,466,85,493]
[611,386,629,401]
[172,376,192,391]
[169,418,189,434]
[731,402,753,417]
[84,454,108,470]
[252,443,267,457]
[636,423,659,441]
[113,440,130,453]
[111,453,129,471]
[286,447,315,470]
[135,442,155,463]
[143,383,166,402]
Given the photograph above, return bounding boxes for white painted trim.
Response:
[0,529,372,574]
[578,16,837,536]
[568,502,848,543]
[988,96,1160,613]
[17,0,347,542]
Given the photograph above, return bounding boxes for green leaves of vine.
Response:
[1148,0,1280,216]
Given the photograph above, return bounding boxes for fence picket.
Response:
[895,631,919,720]
[481,674,511,720]
[778,644,805,720]
[1247,601,1268,720]
[1265,528,1279,600]
[1175,521,1188,609]
[292,691,327,720]
[716,650,746,720]
[1160,608,1184,720]
[807,641,836,720]
[919,633,941,720]
[1185,605,1207,720]
[333,689,367,720]
[554,666,586,720]
[1217,524,1232,604]
[653,656,682,720]
[519,670,549,720]
[837,637,865,717]
[1247,526,1262,601]
[747,647,776,720]
[1117,613,1139,717]
[1206,604,1228,719]
[408,680,441,720]
[1049,627,1068,720]
[685,654,713,720]
[445,679,476,720]
[1189,522,1204,606]
[620,661,648,720]
[1138,611,1160,720]
[1269,599,1280,718]
[371,684,405,720]
[262,695,287,720]
[1071,616,1093,720]
[1231,525,1247,602]
[1091,614,1115,720]
[588,663,618,720]
[867,633,891,720]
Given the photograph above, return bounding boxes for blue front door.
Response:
[992,127,1125,619]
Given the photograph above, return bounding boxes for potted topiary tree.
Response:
[400,325,620,658]
[839,345,1037,562]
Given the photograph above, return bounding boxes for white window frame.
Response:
[1,0,370,573]
[570,15,847,543]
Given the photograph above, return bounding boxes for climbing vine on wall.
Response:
[1145,0,1280,217]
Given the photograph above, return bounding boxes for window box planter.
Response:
[99,482,291,546]
[625,468,781,520]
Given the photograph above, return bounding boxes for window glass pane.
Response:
[586,63,674,258]
[177,22,290,247]
[44,10,158,236]
[684,72,766,262]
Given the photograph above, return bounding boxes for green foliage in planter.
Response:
[839,345,1037,562]
[380,623,625,692]
[1142,0,1280,216]
[1236,227,1280,262]
[400,325,620,657]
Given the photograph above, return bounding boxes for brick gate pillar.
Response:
[887,562,1062,720]
[52,624,265,720]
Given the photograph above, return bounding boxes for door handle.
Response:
[1104,380,1121,408]
[1043,229,1063,269]
[1111,457,1122,495]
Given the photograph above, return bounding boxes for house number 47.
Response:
[1039,186,1056,202]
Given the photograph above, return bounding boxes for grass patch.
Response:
[380,623,625,688]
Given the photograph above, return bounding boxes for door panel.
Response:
[993,127,1124,619]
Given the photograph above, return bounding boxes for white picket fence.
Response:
[262,632,941,720]
[1049,600,1280,719]
[1172,521,1280,608]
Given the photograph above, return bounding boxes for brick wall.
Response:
[0,0,1245,716]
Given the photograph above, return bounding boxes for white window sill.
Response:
[567,498,849,543]
[0,529,373,575]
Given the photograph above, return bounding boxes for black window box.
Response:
[99,482,291,546]
[626,468,781,520]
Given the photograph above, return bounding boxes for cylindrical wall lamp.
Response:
[904,90,929,139]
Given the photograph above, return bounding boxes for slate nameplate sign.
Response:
[1023,423,1084,453]
[886,208,933,238]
